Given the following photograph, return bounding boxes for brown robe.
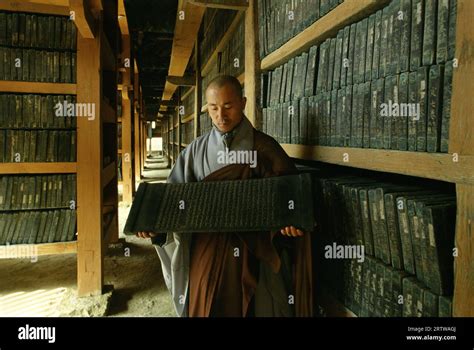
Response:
[188,129,313,317]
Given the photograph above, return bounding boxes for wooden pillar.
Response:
[244,0,260,128]
[76,30,104,297]
[133,71,141,186]
[194,39,201,138]
[121,35,133,203]
[449,0,474,316]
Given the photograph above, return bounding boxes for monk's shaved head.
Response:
[206,75,243,99]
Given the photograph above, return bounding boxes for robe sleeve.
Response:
[167,147,197,184]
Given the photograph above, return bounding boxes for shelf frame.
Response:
[260,0,390,71]
[0,81,77,95]
[282,144,474,185]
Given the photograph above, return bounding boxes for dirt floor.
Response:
[0,154,176,317]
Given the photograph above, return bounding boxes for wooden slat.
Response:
[103,212,118,248]
[0,1,69,15]
[0,241,78,259]
[121,34,134,204]
[70,0,96,39]
[0,162,77,174]
[453,184,474,316]
[0,81,76,94]
[244,0,258,127]
[161,0,205,101]
[261,0,390,70]
[282,144,474,185]
[194,38,201,139]
[450,0,474,316]
[188,0,249,10]
[101,31,116,71]
[181,86,195,100]
[101,99,116,123]
[201,11,245,76]
[102,161,116,189]
[118,0,129,35]
[23,0,69,6]
[181,143,188,147]
[182,114,195,123]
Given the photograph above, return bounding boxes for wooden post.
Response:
[194,39,201,138]
[133,70,141,187]
[448,0,474,317]
[121,35,133,204]
[76,29,104,297]
[244,0,260,128]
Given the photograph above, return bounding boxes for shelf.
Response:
[201,10,245,76]
[0,2,70,16]
[0,241,77,258]
[102,161,116,188]
[182,114,195,123]
[261,0,390,71]
[181,143,189,147]
[0,81,77,95]
[173,142,179,146]
[101,99,116,123]
[0,162,77,174]
[281,144,474,185]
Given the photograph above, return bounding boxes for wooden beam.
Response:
[70,0,97,39]
[0,242,78,259]
[0,1,69,15]
[282,144,474,185]
[161,0,205,101]
[188,0,248,10]
[118,0,129,35]
[201,11,245,76]
[0,163,76,174]
[449,0,474,316]
[76,30,104,297]
[261,0,390,70]
[134,69,141,185]
[121,34,134,204]
[166,75,196,86]
[453,184,474,316]
[244,0,258,127]
[0,81,76,95]
[194,39,201,139]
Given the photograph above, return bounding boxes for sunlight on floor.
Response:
[0,288,66,317]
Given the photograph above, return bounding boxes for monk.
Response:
[137,75,312,317]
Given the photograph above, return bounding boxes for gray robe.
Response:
[154,116,255,316]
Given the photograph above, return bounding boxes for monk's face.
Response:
[206,84,246,133]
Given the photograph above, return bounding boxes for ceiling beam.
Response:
[160,0,205,104]
[70,0,96,39]
[188,0,249,10]
[166,74,196,87]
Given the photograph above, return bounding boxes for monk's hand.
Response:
[136,232,157,238]
[280,226,304,237]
